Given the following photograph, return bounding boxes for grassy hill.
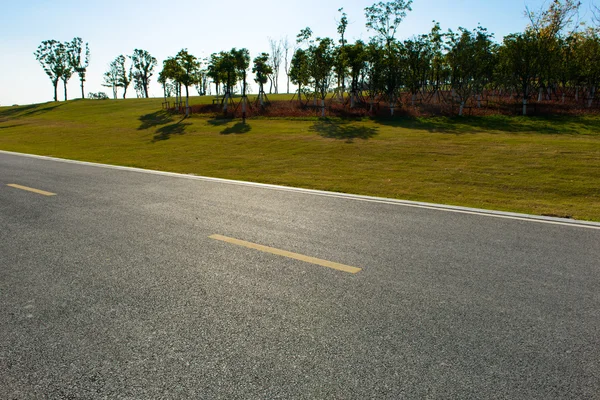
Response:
[1,95,599,221]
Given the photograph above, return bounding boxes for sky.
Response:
[0,0,597,106]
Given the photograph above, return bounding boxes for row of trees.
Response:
[283,0,600,115]
[34,38,90,101]
[36,1,600,117]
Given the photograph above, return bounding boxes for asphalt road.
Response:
[1,150,599,399]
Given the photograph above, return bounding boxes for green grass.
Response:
[1,96,599,221]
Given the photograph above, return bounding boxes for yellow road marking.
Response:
[6,184,56,196]
[209,234,362,274]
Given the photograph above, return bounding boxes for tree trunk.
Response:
[185,85,190,117]
[350,92,355,108]
[411,93,416,107]
[321,99,325,117]
[459,101,464,116]
[80,78,85,99]
[390,102,394,116]
[144,80,149,98]
[63,80,68,101]
[537,87,543,102]
[522,99,527,116]
[259,86,264,106]
[242,97,247,124]
[298,84,301,102]
[53,80,58,102]
[588,86,595,108]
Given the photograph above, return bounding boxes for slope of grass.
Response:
[1,96,599,221]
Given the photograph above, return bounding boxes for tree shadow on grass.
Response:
[221,122,251,135]
[373,115,599,135]
[138,110,174,130]
[310,119,378,142]
[0,103,64,119]
[207,118,234,127]
[152,118,191,142]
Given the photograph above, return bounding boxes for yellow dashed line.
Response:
[209,234,362,274]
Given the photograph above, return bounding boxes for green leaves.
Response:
[365,0,413,43]
[130,49,157,98]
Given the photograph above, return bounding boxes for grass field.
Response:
[1,95,599,221]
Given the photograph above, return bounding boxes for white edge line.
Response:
[1,149,599,230]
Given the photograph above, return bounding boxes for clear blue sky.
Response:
[0,0,596,105]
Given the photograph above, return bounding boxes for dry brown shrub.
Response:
[176,92,599,119]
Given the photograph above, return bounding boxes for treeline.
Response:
[35,0,600,116]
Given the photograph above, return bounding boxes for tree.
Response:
[282,36,292,94]
[115,55,132,99]
[269,37,283,94]
[58,42,73,101]
[573,29,600,107]
[161,57,183,105]
[472,27,497,107]
[402,35,432,106]
[231,48,250,122]
[102,59,120,99]
[497,31,540,115]
[130,49,157,98]
[68,37,90,99]
[335,8,349,98]
[296,27,313,47]
[365,0,413,114]
[220,50,238,107]
[345,40,368,107]
[253,53,272,106]
[103,55,131,99]
[308,37,336,116]
[34,40,62,101]
[446,28,477,115]
[195,62,209,97]
[526,0,582,101]
[446,26,496,115]
[207,50,239,111]
[207,53,226,98]
[365,0,413,46]
[526,0,581,38]
[175,49,200,116]
[231,48,250,97]
[289,48,311,102]
[428,21,450,102]
[364,40,386,111]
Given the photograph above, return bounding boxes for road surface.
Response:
[1,151,599,399]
